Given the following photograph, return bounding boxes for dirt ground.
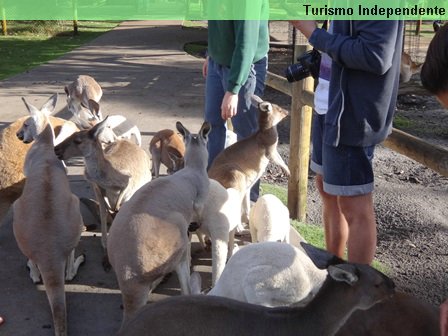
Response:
[263,46,448,307]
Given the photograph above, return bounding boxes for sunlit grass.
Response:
[0,21,119,80]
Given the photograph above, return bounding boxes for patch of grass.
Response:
[182,20,207,30]
[260,183,288,205]
[393,115,414,129]
[291,220,325,249]
[260,182,390,274]
[0,21,119,80]
[183,41,207,59]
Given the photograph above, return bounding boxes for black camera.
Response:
[285,49,321,83]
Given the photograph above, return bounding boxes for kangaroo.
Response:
[107,121,210,328]
[191,242,328,307]
[64,75,103,129]
[16,94,79,147]
[81,99,142,147]
[149,129,185,178]
[400,51,422,83]
[208,95,290,224]
[189,179,241,285]
[0,95,77,226]
[296,242,440,336]
[13,98,84,336]
[54,118,152,266]
[117,263,395,336]
[249,194,290,243]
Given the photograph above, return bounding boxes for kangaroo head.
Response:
[54,117,110,160]
[176,121,211,168]
[251,95,289,129]
[17,94,58,143]
[80,98,103,125]
[327,263,395,311]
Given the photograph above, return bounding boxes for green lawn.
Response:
[0,21,119,80]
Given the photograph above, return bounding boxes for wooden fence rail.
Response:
[266,48,448,221]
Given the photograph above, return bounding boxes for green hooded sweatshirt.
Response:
[208,20,269,94]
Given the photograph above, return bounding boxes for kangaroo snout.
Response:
[54,146,65,160]
[16,131,24,141]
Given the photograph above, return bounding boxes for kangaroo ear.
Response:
[259,101,273,113]
[328,264,359,285]
[41,93,58,115]
[87,99,101,118]
[251,94,263,108]
[300,242,345,269]
[199,121,211,140]
[176,121,190,139]
[21,97,40,116]
[90,115,109,139]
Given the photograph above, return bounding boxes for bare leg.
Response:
[315,175,348,258]
[338,192,377,264]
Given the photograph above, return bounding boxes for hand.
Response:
[202,56,209,78]
[221,92,238,120]
[289,20,318,39]
[441,299,448,336]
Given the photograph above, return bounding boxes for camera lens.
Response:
[285,63,310,83]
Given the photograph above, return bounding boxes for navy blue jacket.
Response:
[309,20,404,147]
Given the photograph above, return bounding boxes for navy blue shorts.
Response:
[310,113,375,196]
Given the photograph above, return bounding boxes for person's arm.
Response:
[202,56,209,78]
[289,20,317,40]
[312,21,401,75]
[293,21,401,75]
[222,20,262,120]
[441,299,448,336]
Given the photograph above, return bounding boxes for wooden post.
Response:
[73,0,78,35]
[287,44,314,221]
[73,20,78,35]
[415,19,422,35]
[1,7,6,36]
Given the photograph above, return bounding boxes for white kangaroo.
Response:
[190,179,241,285]
[249,194,290,243]
[191,242,328,307]
[54,118,152,268]
[13,97,84,336]
[107,121,211,328]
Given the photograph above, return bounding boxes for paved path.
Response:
[0,21,213,335]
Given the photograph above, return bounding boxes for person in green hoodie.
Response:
[203,18,269,201]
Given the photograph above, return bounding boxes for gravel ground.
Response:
[263,50,448,307]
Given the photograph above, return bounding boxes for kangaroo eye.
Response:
[74,139,82,145]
